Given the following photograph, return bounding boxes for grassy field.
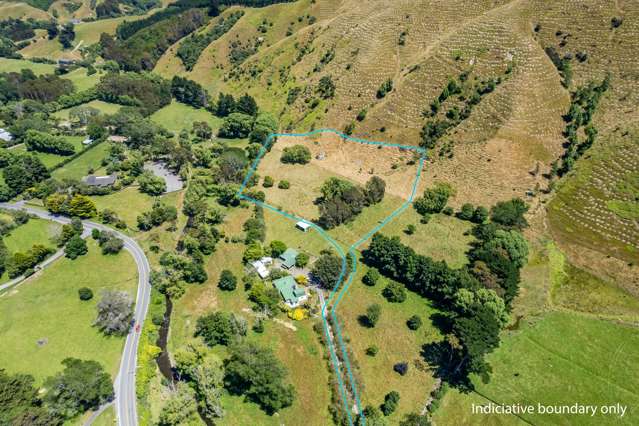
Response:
[337,262,442,422]
[0,57,56,74]
[53,100,121,120]
[149,101,223,135]
[2,217,60,253]
[375,211,474,269]
[0,239,137,384]
[52,141,111,181]
[91,187,180,230]
[63,67,103,91]
[0,1,51,19]
[435,311,639,425]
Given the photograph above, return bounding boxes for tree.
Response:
[216,93,235,117]
[249,112,277,145]
[44,358,113,419]
[68,195,96,218]
[138,171,166,196]
[364,303,381,327]
[78,287,93,301]
[236,93,258,116]
[362,268,380,286]
[195,311,246,346]
[311,252,343,289]
[413,183,454,215]
[490,198,529,229]
[380,391,400,416]
[376,78,393,98]
[94,291,133,336]
[357,405,387,426]
[59,23,75,49]
[295,252,309,267]
[218,270,237,291]
[382,281,407,303]
[243,242,263,263]
[2,154,49,196]
[218,113,254,138]
[0,369,53,425]
[400,413,432,426]
[471,206,488,224]
[269,240,287,257]
[393,362,408,376]
[405,224,416,235]
[158,383,197,426]
[99,233,124,254]
[317,75,335,99]
[224,342,295,414]
[192,121,213,140]
[65,235,87,259]
[365,176,386,205]
[280,145,311,164]
[457,203,474,221]
[406,315,422,330]
[263,176,274,187]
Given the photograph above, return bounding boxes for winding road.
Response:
[0,202,150,426]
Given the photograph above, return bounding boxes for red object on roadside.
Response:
[135,324,141,332]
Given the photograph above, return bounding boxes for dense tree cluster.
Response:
[45,193,97,218]
[5,244,53,278]
[413,182,454,216]
[101,9,209,71]
[317,176,386,229]
[137,171,166,195]
[171,75,210,108]
[24,130,75,155]
[0,153,49,200]
[93,229,125,254]
[311,251,343,289]
[95,72,172,115]
[137,200,178,230]
[553,75,610,177]
[0,69,74,103]
[195,311,247,346]
[224,342,295,414]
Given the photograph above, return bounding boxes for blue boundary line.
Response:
[237,129,426,425]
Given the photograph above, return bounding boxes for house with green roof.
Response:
[273,276,307,307]
[279,248,299,269]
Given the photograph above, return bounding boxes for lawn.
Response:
[91,405,116,426]
[2,217,60,253]
[434,311,639,425]
[13,135,86,169]
[337,262,442,422]
[263,208,333,258]
[0,239,137,385]
[53,100,122,120]
[150,101,223,135]
[62,67,103,92]
[52,141,112,181]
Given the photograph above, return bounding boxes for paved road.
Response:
[0,203,151,426]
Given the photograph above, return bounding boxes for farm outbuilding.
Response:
[296,221,311,232]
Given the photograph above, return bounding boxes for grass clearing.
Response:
[13,135,86,169]
[62,68,103,92]
[91,404,116,426]
[53,100,122,120]
[2,217,60,253]
[435,311,639,425]
[0,240,137,385]
[338,262,441,421]
[52,141,111,181]
[373,210,474,268]
[150,101,223,135]
[0,57,56,74]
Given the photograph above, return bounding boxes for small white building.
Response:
[0,128,13,143]
[296,221,311,232]
[82,137,94,146]
[251,256,273,279]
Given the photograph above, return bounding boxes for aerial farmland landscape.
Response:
[0,0,638,425]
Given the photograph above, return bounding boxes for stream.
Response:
[156,295,175,382]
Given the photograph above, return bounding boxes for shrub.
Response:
[382,281,407,303]
[364,303,381,327]
[278,180,290,189]
[365,345,378,356]
[295,252,309,268]
[376,78,393,98]
[380,391,400,416]
[405,224,416,235]
[280,145,311,164]
[263,176,274,187]
[218,269,238,291]
[362,268,380,286]
[406,315,422,330]
[78,287,93,300]
[65,235,88,259]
